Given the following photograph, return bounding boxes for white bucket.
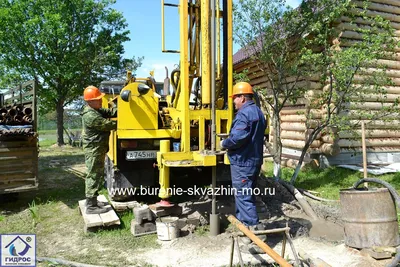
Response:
[156,216,180,241]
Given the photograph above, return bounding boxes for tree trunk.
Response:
[272,109,282,179]
[56,100,65,146]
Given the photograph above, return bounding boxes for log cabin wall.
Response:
[233,0,400,167]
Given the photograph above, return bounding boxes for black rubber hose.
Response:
[353,178,400,267]
[170,68,180,103]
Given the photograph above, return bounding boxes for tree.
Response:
[233,0,398,182]
[0,0,143,145]
[289,10,398,184]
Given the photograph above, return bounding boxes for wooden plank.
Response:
[98,195,120,226]
[0,178,36,184]
[0,183,37,193]
[78,199,103,227]
[111,200,140,211]
[0,159,33,167]
[371,0,400,8]
[0,172,34,180]
[0,146,37,153]
[354,1,400,15]
[0,162,33,171]
[0,140,36,148]
[79,195,120,228]
[0,150,36,159]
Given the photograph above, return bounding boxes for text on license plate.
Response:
[126,150,157,160]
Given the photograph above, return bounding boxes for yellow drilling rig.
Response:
[101,0,235,232]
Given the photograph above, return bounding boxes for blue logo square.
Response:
[0,234,36,267]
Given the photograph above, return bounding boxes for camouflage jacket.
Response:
[81,106,117,153]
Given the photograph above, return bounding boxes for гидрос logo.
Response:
[1,234,36,267]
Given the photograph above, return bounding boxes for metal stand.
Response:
[229,236,244,267]
[228,216,301,267]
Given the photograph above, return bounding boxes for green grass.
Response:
[195,225,210,236]
[262,162,400,200]
[0,146,158,267]
[28,200,40,227]
[2,145,399,265]
[38,129,81,147]
[263,162,400,231]
[38,129,81,135]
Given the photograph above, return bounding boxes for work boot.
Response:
[97,201,109,207]
[92,196,109,208]
[86,197,109,214]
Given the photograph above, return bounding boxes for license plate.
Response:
[126,150,157,160]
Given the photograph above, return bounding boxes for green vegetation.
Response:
[195,225,210,236]
[263,162,400,200]
[38,129,82,147]
[0,146,158,267]
[1,141,399,266]
[28,200,40,227]
[0,0,143,146]
[234,0,398,185]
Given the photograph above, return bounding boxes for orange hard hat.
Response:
[84,85,104,101]
[230,82,253,97]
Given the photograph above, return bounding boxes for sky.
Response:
[112,0,301,82]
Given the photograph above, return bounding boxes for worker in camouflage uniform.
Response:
[82,85,117,214]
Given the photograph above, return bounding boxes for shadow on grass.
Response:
[0,152,86,213]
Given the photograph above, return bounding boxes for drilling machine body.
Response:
[102,0,234,201]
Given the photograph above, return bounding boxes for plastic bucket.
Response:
[156,216,179,241]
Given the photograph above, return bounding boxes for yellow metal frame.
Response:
[107,1,234,199]
[155,0,234,199]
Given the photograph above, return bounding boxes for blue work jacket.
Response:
[222,100,266,166]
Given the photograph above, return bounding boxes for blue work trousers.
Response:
[230,164,261,227]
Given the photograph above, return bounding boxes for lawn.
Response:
[38,129,81,147]
[263,162,400,200]
[1,139,399,266]
[0,146,158,267]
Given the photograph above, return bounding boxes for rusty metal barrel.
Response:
[340,188,399,248]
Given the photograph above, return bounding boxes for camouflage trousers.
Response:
[84,151,106,198]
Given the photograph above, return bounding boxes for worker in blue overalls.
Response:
[220,82,266,243]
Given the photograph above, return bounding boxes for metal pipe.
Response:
[216,0,220,80]
[210,0,219,236]
[201,0,211,105]
[227,215,293,267]
[8,108,17,116]
[211,0,216,152]
[23,107,32,116]
[222,0,228,106]
[161,0,166,52]
[0,108,7,115]
[161,1,180,53]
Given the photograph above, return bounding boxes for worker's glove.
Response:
[220,140,226,150]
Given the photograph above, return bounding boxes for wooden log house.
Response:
[233,0,400,167]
